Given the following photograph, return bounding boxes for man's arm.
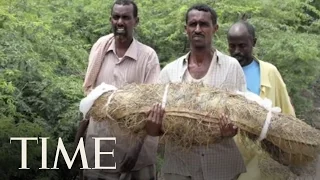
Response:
[82,38,103,95]
[119,136,145,172]
[144,50,161,84]
[273,68,296,116]
[83,34,114,95]
[144,64,171,137]
[216,62,246,139]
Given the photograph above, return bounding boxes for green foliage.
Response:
[0,0,319,179]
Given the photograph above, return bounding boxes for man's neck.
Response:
[242,58,254,67]
[189,47,214,65]
[114,36,133,58]
[115,36,133,50]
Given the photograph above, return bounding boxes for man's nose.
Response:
[195,24,201,33]
[117,17,124,25]
[234,47,241,54]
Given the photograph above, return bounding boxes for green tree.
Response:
[0,0,319,179]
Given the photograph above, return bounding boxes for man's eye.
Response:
[122,16,130,20]
[239,44,246,48]
[112,15,119,20]
[189,22,197,27]
[200,22,209,27]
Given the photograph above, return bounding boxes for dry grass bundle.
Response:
[88,83,320,166]
[258,152,317,179]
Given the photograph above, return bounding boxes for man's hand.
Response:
[119,138,144,172]
[219,113,238,138]
[145,103,165,136]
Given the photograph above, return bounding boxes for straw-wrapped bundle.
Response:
[88,83,320,166]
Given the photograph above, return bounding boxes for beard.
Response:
[233,55,245,62]
[232,54,250,66]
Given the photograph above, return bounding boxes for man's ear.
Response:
[213,24,219,34]
[253,37,257,47]
[135,17,140,27]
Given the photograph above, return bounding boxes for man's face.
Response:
[110,4,138,40]
[185,10,218,49]
[227,32,254,67]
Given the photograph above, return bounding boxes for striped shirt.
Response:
[84,36,160,178]
[160,50,247,180]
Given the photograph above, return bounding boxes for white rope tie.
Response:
[161,84,170,108]
[258,110,273,141]
[235,90,281,141]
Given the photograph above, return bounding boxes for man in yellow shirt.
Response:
[227,21,295,116]
[227,20,296,179]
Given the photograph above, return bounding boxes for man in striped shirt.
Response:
[82,0,161,179]
[145,4,247,180]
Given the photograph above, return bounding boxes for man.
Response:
[227,21,295,115]
[227,21,297,179]
[82,0,160,179]
[147,4,247,180]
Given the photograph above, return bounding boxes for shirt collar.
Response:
[176,49,221,82]
[181,49,221,66]
[107,37,138,61]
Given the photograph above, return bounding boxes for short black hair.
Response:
[112,0,138,18]
[236,20,256,39]
[185,4,218,25]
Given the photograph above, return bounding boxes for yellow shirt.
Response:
[258,60,295,116]
[237,59,296,180]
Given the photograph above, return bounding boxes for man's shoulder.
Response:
[162,54,187,71]
[95,33,114,44]
[135,39,158,55]
[258,59,279,72]
[160,54,187,82]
